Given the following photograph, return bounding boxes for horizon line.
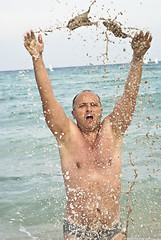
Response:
[0,60,160,72]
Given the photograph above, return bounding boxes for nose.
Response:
[86,104,91,112]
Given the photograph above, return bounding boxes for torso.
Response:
[58,117,123,228]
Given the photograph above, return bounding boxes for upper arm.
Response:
[108,92,136,137]
[42,96,70,143]
[107,55,143,137]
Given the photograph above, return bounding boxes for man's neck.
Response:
[81,128,100,146]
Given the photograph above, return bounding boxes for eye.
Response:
[91,102,97,106]
[79,104,85,108]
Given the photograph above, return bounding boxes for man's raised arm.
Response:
[24,30,70,143]
[108,31,152,137]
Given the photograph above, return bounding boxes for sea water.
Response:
[0,62,161,239]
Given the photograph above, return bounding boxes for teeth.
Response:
[86,116,93,119]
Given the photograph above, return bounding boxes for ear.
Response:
[101,108,103,117]
[72,110,76,119]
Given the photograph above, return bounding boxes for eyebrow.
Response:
[79,102,98,105]
[79,103,87,106]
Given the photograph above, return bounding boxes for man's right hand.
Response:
[24,30,44,59]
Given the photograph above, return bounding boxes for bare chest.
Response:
[61,129,117,173]
[72,139,113,169]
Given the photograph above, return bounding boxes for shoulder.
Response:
[101,115,123,143]
[102,115,112,128]
[68,119,79,132]
[99,116,114,138]
[57,119,81,145]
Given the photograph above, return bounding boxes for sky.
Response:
[0,0,161,71]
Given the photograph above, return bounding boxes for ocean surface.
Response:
[0,62,161,240]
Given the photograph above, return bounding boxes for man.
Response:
[24,30,152,240]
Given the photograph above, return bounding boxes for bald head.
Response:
[72,90,101,110]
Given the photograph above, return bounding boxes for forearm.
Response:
[32,55,62,124]
[124,55,143,100]
[32,55,54,104]
[110,55,143,133]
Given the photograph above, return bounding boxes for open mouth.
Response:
[86,115,93,120]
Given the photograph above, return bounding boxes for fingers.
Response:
[132,31,140,44]
[131,30,152,57]
[24,30,44,45]
[24,30,36,42]
[143,31,152,48]
[24,31,32,46]
[24,34,30,47]
[24,30,44,57]
[133,32,139,41]
[38,34,43,44]
[139,31,152,41]
[144,31,152,42]
[133,30,152,44]
[30,30,36,39]
[139,31,144,41]
[148,35,152,44]
[145,31,150,39]
[24,42,30,51]
[135,31,145,41]
[147,33,152,44]
[26,31,32,41]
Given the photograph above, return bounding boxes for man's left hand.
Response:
[131,31,152,59]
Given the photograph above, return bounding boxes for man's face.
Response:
[72,91,103,132]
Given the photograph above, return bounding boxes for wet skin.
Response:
[24,30,152,240]
[62,118,122,226]
[60,92,123,238]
